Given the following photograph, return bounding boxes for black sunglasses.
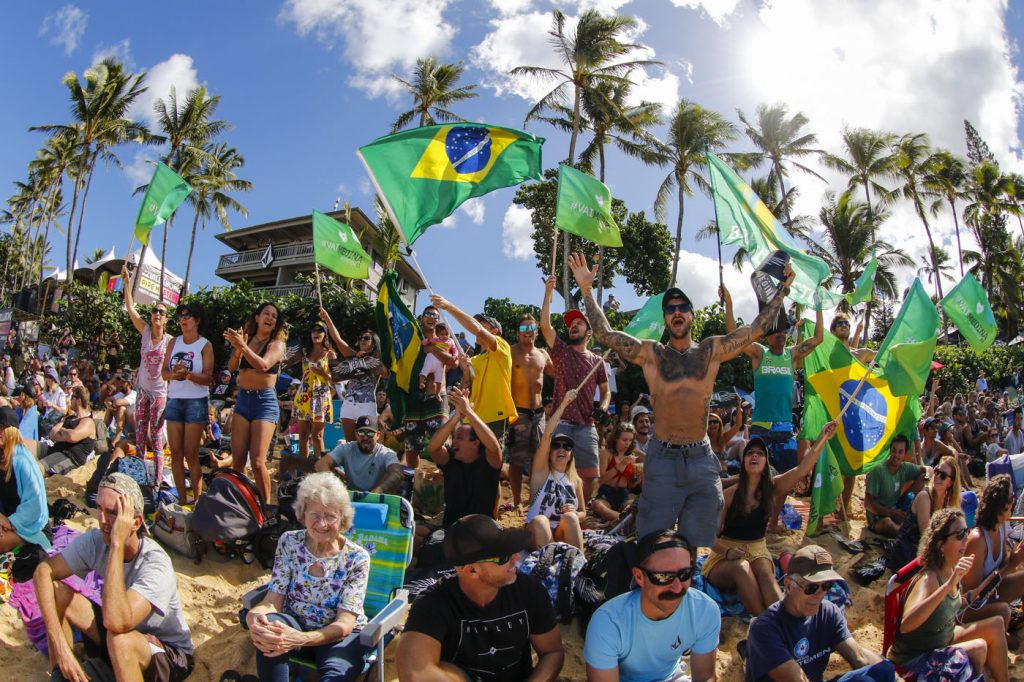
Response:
[176,312,193,321]
[943,527,970,541]
[359,335,373,342]
[551,441,574,452]
[662,303,692,315]
[795,577,837,595]
[640,566,693,586]
[935,469,952,481]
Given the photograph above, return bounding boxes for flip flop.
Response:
[833,534,866,554]
[219,671,242,682]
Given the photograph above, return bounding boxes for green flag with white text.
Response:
[624,293,665,340]
[134,162,192,246]
[940,273,997,351]
[312,210,371,279]
[846,254,877,306]
[875,279,940,396]
[555,165,622,247]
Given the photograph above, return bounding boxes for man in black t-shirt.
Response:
[398,514,564,681]
[427,387,503,526]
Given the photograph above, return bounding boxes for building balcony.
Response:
[215,241,315,278]
[253,283,315,298]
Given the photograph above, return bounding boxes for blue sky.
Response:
[2,0,1022,324]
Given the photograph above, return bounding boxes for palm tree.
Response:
[654,100,739,286]
[179,143,251,294]
[923,151,969,275]
[32,58,151,284]
[808,192,913,309]
[737,102,825,229]
[893,133,945,300]
[1006,173,1024,240]
[390,58,479,132]
[821,127,897,216]
[373,196,403,273]
[917,245,955,288]
[147,85,229,294]
[513,9,658,306]
[84,247,106,264]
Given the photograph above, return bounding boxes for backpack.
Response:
[517,542,587,623]
[92,417,110,455]
[110,456,155,515]
[191,468,267,554]
[576,531,626,621]
[152,503,205,562]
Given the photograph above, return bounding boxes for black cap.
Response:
[662,288,692,308]
[743,436,769,455]
[354,416,378,433]
[551,433,575,449]
[635,530,693,566]
[0,406,19,428]
[922,416,939,429]
[443,514,530,566]
[12,384,37,400]
[175,302,202,320]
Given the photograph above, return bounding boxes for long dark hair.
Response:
[976,475,1013,531]
[303,324,334,357]
[357,329,381,360]
[725,442,775,530]
[243,303,288,343]
[919,507,965,572]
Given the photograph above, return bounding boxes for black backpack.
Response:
[191,468,268,558]
[517,542,587,623]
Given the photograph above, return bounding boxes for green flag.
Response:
[875,279,940,396]
[707,152,832,308]
[624,293,665,340]
[133,162,192,246]
[845,254,877,306]
[311,210,371,279]
[808,443,844,537]
[357,123,544,245]
[554,165,622,247]
[940,273,997,351]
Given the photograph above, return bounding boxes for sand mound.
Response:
[2,461,1022,681]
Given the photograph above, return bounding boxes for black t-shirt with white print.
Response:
[404,573,558,681]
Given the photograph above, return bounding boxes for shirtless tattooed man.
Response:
[507,314,551,507]
[568,252,795,546]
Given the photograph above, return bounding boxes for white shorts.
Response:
[339,398,377,421]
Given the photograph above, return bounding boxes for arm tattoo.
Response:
[582,293,642,363]
[716,286,788,359]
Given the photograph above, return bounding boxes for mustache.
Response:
[658,588,686,601]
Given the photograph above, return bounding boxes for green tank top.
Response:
[752,344,793,424]
[888,579,958,665]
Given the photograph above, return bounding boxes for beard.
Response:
[666,318,692,340]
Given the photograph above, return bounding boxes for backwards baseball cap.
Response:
[635,530,693,567]
[473,313,502,335]
[0,406,19,428]
[922,416,939,429]
[743,436,769,456]
[787,545,843,583]
[444,514,531,566]
[12,384,37,400]
[563,309,590,329]
[97,473,148,533]
[662,287,692,309]
[354,415,378,433]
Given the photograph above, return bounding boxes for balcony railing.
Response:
[254,284,314,298]
[216,241,315,273]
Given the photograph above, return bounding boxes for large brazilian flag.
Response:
[800,322,922,534]
[375,271,425,423]
[357,124,544,245]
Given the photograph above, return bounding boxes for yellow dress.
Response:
[293,356,333,423]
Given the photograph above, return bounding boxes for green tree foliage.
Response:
[932,344,1024,398]
[55,282,136,359]
[389,57,479,132]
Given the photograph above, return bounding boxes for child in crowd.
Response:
[418,323,458,396]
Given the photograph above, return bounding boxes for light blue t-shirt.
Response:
[584,588,721,682]
[18,404,38,442]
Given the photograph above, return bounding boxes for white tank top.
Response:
[167,335,209,400]
[526,471,578,529]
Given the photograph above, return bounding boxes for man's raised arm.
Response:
[567,253,646,365]
[712,265,794,363]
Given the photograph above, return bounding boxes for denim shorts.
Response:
[235,388,280,424]
[165,397,209,425]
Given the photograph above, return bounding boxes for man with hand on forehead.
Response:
[568,252,794,546]
[744,545,893,681]
[34,473,194,682]
[584,530,720,681]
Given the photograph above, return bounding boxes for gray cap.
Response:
[97,472,148,533]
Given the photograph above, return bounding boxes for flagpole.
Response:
[835,359,878,422]
[313,262,324,309]
[704,141,725,295]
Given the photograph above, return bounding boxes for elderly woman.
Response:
[0,407,49,553]
[245,473,371,682]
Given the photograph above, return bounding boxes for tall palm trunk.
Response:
[70,150,98,273]
[913,192,944,300]
[774,158,792,227]
[670,178,685,285]
[562,82,582,310]
[949,198,965,277]
[596,144,606,306]
[65,141,90,285]
[861,180,875,345]
[182,209,201,296]
[36,182,60,315]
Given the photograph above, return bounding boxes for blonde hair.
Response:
[933,455,962,510]
[0,426,22,482]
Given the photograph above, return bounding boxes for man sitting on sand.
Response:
[34,473,194,682]
[744,545,894,681]
[864,435,926,538]
[584,530,720,681]
[316,416,403,494]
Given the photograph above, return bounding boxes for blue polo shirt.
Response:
[745,599,851,681]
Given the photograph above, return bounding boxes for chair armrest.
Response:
[359,589,410,648]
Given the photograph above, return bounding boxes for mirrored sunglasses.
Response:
[662,303,692,315]
[519,324,538,332]
[640,566,693,586]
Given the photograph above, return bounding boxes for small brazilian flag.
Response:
[134,162,192,246]
[799,321,922,534]
[357,124,544,245]
[375,271,425,423]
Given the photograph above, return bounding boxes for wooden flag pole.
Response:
[550,226,559,283]
[314,262,324,309]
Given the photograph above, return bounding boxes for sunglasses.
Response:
[422,312,439,319]
[794,577,837,595]
[477,554,514,565]
[662,303,693,315]
[312,328,326,334]
[551,441,574,452]
[943,527,970,541]
[519,324,538,332]
[935,469,952,481]
[640,566,693,586]
[359,335,372,342]
[176,312,193,321]
[833,320,851,328]
[356,429,376,437]
[152,309,167,316]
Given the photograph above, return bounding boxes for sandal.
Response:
[219,671,242,682]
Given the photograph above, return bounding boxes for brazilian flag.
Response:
[357,123,544,245]
[799,322,922,534]
[375,271,425,423]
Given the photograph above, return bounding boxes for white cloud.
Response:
[39,5,87,55]
[124,148,162,188]
[669,0,741,26]
[460,198,486,225]
[279,0,456,98]
[628,66,680,111]
[130,54,200,129]
[91,39,133,69]
[674,249,759,321]
[554,0,634,13]
[489,0,532,15]
[501,205,535,260]
[470,11,558,102]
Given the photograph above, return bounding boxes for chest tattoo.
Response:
[653,344,712,382]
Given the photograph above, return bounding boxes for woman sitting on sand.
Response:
[702,420,837,617]
[591,422,642,523]
[526,389,586,552]
[960,475,1024,634]
[889,507,1007,681]
[38,386,95,476]
[245,473,370,681]
[888,455,963,571]
[0,407,49,553]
